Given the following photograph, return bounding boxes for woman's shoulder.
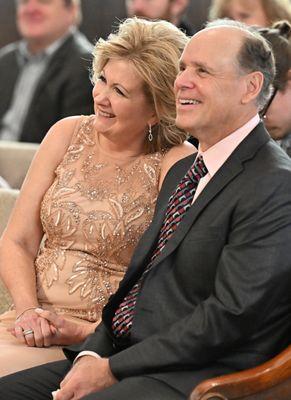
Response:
[163,140,196,166]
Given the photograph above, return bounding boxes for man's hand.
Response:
[34,309,95,346]
[55,356,117,400]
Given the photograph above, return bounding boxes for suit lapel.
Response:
[120,155,195,283]
[150,123,270,268]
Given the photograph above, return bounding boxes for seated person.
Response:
[0,19,290,400]
[0,17,194,377]
[0,0,94,143]
[259,21,291,156]
[209,0,291,26]
[126,0,195,35]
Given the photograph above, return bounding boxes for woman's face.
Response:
[224,0,269,27]
[265,76,291,140]
[92,58,157,145]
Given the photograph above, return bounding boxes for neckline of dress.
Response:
[95,130,146,162]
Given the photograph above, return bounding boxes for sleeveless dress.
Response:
[0,115,164,376]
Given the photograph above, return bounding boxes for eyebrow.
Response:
[102,70,131,96]
[179,60,216,74]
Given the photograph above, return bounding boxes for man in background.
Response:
[126,0,194,35]
[0,0,94,143]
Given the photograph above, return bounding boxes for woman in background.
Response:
[209,0,291,27]
[0,17,194,376]
[259,21,291,156]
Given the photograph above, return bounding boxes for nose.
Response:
[174,69,195,92]
[92,83,110,105]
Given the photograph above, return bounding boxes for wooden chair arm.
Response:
[190,345,291,400]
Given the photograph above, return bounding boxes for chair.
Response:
[0,140,38,189]
[190,345,291,400]
[0,188,18,312]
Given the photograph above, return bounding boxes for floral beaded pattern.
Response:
[35,115,163,321]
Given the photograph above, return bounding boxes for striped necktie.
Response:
[112,155,208,338]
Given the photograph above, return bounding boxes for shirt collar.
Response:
[18,27,74,63]
[198,114,260,178]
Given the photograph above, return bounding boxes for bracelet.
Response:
[16,307,39,321]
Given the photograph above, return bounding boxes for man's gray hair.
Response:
[205,19,276,109]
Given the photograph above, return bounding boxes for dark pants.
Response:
[0,360,186,400]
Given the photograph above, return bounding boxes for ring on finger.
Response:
[23,329,34,336]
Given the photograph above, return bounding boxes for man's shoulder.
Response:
[0,41,19,60]
[69,30,94,55]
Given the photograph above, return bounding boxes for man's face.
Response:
[126,0,171,21]
[265,77,291,140]
[174,28,254,149]
[16,0,76,50]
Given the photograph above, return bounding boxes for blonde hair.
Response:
[209,0,291,25]
[92,17,189,153]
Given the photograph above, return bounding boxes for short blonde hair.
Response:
[92,17,189,153]
[209,0,291,25]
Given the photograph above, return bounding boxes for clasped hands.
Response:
[9,309,117,399]
[9,308,92,347]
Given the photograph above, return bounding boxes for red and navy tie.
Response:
[112,155,208,338]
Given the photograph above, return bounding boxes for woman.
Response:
[259,21,291,156]
[209,0,291,27]
[0,17,195,376]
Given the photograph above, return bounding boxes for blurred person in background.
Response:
[0,177,10,189]
[0,0,94,144]
[259,21,291,156]
[126,0,195,35]
[209,0,291,26]
[0,17,194,377]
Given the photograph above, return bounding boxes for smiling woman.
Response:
[0,17,195,377]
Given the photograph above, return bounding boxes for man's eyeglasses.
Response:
[260,87,278,118]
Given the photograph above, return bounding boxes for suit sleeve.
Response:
[108,168,291,378]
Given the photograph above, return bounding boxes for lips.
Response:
[98,110,115,118]
[178,99,201,105]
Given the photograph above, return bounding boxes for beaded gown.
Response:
[0,115,164,376]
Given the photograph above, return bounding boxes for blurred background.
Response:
[0,0,212,48]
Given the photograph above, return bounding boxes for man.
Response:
[0,0,94,143]
[126,0,194,36]
[1,19,291,400]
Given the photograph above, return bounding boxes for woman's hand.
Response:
[9,308,56,347]
[33,309,94,346]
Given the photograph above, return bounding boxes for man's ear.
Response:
[170,0,189,22]
[241,71,264,104]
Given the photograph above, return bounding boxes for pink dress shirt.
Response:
[193,114,260,203]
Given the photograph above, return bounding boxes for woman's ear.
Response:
[148,113,159,127]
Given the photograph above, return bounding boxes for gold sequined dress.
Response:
[0,115,164,376]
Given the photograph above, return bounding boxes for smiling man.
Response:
[1,19,291,400]
[0,0,93,143]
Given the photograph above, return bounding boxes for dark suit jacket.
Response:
[64,123,291,397]
[0,31,94,143]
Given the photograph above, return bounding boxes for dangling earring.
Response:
[148,124,153,142]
